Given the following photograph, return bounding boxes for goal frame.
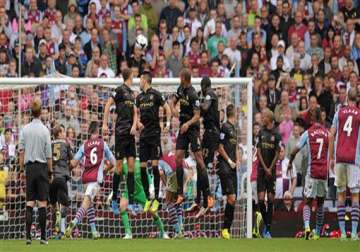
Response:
[0,77,253,239]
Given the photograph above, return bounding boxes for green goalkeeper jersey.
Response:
[121,159,151,205]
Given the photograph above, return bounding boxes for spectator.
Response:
[207,20,227,59]
[97,54,115,78]
[21,46,41,77]
[128,1,148,35]
[84,28,101,60]
[166,41,182,77]
[59,105,80,136]
[140,0,158,38]
[159,0,183,34]
[274,91,299,124]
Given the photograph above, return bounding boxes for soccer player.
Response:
[190,76,219,216]
[50,124,73,239]
[257,108,281,238]
[288,108,330,240]
[103,68,138,214]
[217,104,240,239]
[158,143,184,238]
[329,88,360,241]
[170,68,214,207]
[65,121,115,239]
[119,159,168,239]
[135,71,171,211]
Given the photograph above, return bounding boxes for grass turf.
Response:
[0,239,359,252]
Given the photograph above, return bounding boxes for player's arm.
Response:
[218,126,236,168]
[256,132,268,170]
[181,91,201,133]
[18,130,25,172]
[45,131,53,175]
[103,96,115,134]
[289,162,297,196]
[104,143,116,172]
[329,111,338,165]
[201,93,212,112]
[70,144,84,169]
[288,130,308,171]
[170,94,179,117]
[131,105,138,135]
[163,102,172,131]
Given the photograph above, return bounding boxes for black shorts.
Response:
[25,162,49,201]
[176,127,201,152]
[49,177,69,206]
[139,135,162,162]
[115,134,136,160]
[256,169,276,194]
[218,161,238,196]
[202,129,219,166]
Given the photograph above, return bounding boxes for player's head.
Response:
[122,68,133,85]
[226,104,236,120]
[262,108,274,126]
[201,76,211,94]
[348,88,357,104]
[88,121,99,137]
[180,68,192,88]
[53,124,65,139]
[31,97,42,118]
[140,71,152,91]
[311,107,321,123]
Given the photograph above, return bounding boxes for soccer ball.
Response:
[135,34,148,50]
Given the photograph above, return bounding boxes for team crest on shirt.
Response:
[220,133,225,140]
[195,100,200,106]
[271,136,275,141]
[150,94,153,100]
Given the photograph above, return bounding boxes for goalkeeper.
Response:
[119,159,168,239]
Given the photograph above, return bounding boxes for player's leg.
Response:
[112,135,125,215]
[348,165,360,240]
[265,190,275,238]
[251,181,261,238]
[119,197,132,239]
[192,130,214,209]
[66,183,93,237]
[25,165,36,244]
[314,197,325,240]
[256,173,267,237]
[303,197,313,240]
[335,163,347,239]
[36,163,49,244]
[126,136,137,208]
[151,136,162,202]
[151,159,161,211]
[139,138,150,200]
[175,131,187,203]
[56,178,70,238]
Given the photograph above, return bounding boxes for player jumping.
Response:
[289,108,331,240]
[170,68,214,208]
[103,68,138,215]
[119,159,169,239]
[188,77,220,216]
[50,124,73,239]
[135,71,171,212]
[217,104,240,239]
[65,121,115,239]
[330,88,360,241]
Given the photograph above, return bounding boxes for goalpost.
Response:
[0,77,253,239]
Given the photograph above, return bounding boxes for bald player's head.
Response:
[348,88,358,103]
[31,98,42,118]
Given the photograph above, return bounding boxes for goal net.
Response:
[0,77,252,240]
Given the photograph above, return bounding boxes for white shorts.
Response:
[335,163,360,193]
[84,182,100,201]
[303,175,327,199]
[251,181,258,204]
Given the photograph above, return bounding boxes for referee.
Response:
[19,98,52,245]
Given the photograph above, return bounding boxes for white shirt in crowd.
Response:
[275,158,297,199]
[97,67,115,78]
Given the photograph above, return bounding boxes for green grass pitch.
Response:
[0,239,359,252]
